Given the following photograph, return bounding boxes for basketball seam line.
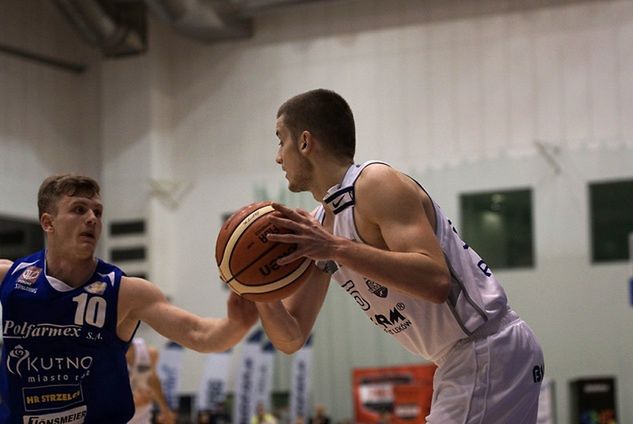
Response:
[218,205,274,282]
[227,259,311,294]
[224,241,285,284]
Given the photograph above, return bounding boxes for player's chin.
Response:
[75,243,96,258]
[287,183,302,193]
[287,180,307,193]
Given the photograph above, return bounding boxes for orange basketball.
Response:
[215,201,313,302]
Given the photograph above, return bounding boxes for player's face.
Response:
[46,194,103,259]
[275,115,311,192]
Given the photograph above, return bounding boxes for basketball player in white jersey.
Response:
[126,338,175,424]
[255,89,545,423]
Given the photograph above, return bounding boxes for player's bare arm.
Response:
[255,265,330,354]
[117,277,257,352]
[349,165,450,302]
[0,259,13,286]
[269,165,450,303]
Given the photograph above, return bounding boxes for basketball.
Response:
[215,201,313,302]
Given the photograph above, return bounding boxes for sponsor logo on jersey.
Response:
[3,320,81,340]
[370,303,412,335]
[365,279,388,298]
[7,345,93,381]
[331,196,345,208]
[341,280,371,311]
[23,384,84,413]
[532,364,545,383]
[325,187,355,213]
[15,266,43,293]
[17,267,42,286]
[23,404,87,424]
[84,281,107,295]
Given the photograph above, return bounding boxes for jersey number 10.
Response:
[72,293,107,328]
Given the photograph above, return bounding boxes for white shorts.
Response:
[426,313,544,424]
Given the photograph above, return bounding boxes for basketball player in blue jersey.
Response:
[0,175,258,423]
[255,89,545,423]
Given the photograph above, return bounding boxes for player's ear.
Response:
[40,213,54,233]
[299,131,311,152]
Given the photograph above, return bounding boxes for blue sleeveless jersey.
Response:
[0,250,135,423]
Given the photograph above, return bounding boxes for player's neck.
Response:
[45,249,97,288]
[312,161,353,201]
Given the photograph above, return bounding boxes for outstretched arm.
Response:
[118,277,258,353]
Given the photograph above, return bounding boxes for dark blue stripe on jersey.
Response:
[323,186,354,204]
[332,200,354,214]
[325,186,355,215]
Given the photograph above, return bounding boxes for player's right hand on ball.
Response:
[268,203,340,265]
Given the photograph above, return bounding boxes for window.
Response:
[108,218,147,277]
[460,189,534,269]
[110,219,145,236]
[0,217,44,260]
[589,179,633,263]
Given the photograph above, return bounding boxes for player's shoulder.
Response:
[355,161,398,186]
[0,259,14,285]
[119,276,165,308]
[121,275,155,289]
[356,163,429,217]
[355,162,412,200]
[118,276,169,333]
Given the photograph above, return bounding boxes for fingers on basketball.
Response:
[215,202,313,302]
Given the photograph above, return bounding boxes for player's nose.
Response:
[86,210,98,224]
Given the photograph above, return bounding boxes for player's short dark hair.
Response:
[38,174,101,218]
[277,89,356,160]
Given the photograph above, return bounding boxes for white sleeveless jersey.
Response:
[315,161,509,362]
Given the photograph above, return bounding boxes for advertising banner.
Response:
[289,334,314,423]
[156,342,185,410]
[570,377,618,424]
[196,349,233,412]
[254,341,276,411]
[352,363,436,424]
[233,329,265,424]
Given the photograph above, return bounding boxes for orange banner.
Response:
[352,363,436,424]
